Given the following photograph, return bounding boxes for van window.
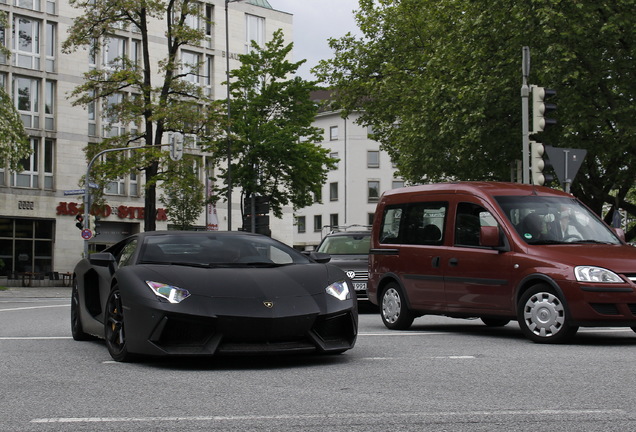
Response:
[455,202,497,247]
[404,202,446,245]
[379,206,403,244]
[495,195,620,245]
[379,202,447,245]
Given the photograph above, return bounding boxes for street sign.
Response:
[64,189,85,196]
[544,147,587,191]
[81,229,93,240]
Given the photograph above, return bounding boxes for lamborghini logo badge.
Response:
[263,301,274,308]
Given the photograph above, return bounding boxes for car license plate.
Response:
[353,282,367,291]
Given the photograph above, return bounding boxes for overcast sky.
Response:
[269,0,361,81]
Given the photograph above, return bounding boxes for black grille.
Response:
[590,303,620,316]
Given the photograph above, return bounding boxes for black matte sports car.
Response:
[71,231,358,361]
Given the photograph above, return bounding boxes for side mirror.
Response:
[480,226,501,248]
[89,252,116,267]
[307,251,331,264]
[613,227,626,242]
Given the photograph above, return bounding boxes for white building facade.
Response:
[0,0,294,279]
[292,100,404,250]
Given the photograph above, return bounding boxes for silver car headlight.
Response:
[326,280,351,301]
[146,281,191,303]
[574,266,623,283]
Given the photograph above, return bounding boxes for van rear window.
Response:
[379,202,447,245]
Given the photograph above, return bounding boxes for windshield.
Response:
[495,196,620,245]
[139,234,311,266]
[317,234,371,255]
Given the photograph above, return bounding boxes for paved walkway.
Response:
[0,286,71,298]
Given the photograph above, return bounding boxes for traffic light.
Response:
[531,86,557,134]
[243,196,271,236]
[170,132,184,161]
[530,141,555,186]
[75,214,84,230]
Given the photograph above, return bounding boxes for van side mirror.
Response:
[613,227,626,242]
[304,251,331,263]
[480,226,501,248]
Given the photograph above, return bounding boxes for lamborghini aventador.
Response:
[71,231,358,361]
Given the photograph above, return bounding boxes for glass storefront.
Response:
[0,217,54,276]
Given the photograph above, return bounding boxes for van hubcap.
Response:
[523,292,565,337]
[382,288,401,324]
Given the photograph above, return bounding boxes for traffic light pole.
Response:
[521,47,531,184]
[82,142,177,257]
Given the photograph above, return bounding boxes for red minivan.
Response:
[368,181,636,343]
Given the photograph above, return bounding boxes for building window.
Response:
[44,80,55,130]
[204,55,213,97]
[368,213,374,226]
[102,36,126,69]
[185,2,200,31]
[105,176,125,195]
[367,150,380,168]
[129,172,138,196]
[313,215,322,232]
[330,213,339,229]
[330,182,338,201]
[103,92,124,137]
[0,25,6,64]
[45,22,55,72]
[181,50,200,84]
[13,16,40,70]
[14,76,39,128]
[14,0,41,11]
[12,137,52,189]
[313,189,322,203]
[392,180,405,189]
[245,14,265,52]
[330,152,339,169]
[329,125,338,141]
[297,216,306,233]
[368,180,380,203]
[205,4,214,39]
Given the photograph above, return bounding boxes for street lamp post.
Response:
[224,0,244,231]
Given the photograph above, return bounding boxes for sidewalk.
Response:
[0,286,71,298]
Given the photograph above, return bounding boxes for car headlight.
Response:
[146,281,191,303]
[326,280,351,301]
[574,266,623,283]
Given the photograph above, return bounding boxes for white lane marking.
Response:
[359,332,446,336]
[31,409,625,424]
[0,336,72,340]
[0,304,69,312]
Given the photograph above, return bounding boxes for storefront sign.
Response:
[56,202,167,221]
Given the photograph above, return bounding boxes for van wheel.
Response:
[481,318,510,327]
[380,283,414,330]
[517,285,578,343]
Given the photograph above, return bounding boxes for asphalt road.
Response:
[2,288,636,431]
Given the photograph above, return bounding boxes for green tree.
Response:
[0,12,30,171]
[62,0,222,231]
[214,28,335,219]
[314,0,636,240]
[159,156,205,230]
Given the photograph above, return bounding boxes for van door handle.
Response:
[432,256,440,268]
[449,258,459,267]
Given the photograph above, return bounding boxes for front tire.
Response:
[71,280,94,341]
[104,287,134,362]
[517,284,578,343]
[380,283,415,330]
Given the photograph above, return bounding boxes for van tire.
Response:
[481,318,510,327]
[380,283,415,330]
[517,284,578,343]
